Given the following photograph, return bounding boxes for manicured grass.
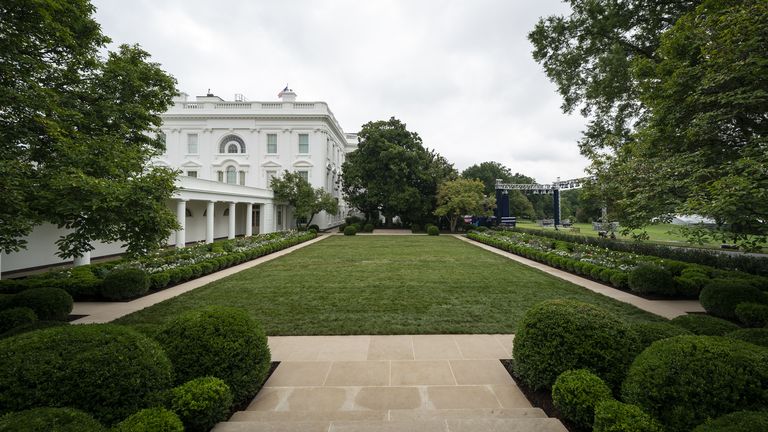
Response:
[115,236,663,335]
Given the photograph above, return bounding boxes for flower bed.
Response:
[0,231,317,301]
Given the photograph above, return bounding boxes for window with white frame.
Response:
[267,134,277,154]
[239,170,245,185]
[217,171,224,182]
[187,134,198,154]
[187,170,198,178]
[219,135,245,153]
[298,170,309,182]
[266,170,277,187]
[298,134,309,153]
[226,166,237,184]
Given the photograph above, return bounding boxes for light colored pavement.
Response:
[454,234,704,319]
[213,335,567,432]
[71,235,331,324]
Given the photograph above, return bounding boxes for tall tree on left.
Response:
[0,0,179,258]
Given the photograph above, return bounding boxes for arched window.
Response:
[219,135,245,153]
[226,166,237,184]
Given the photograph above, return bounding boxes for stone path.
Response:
[212,335,567,432]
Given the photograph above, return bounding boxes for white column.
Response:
[206,201,215,244]
[176,199,187,248]
[245,203,253,237]
[73,251,91,266]
[228,202,236,239]
[260,203,275,234]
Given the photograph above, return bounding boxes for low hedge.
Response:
[725,328,768,348]
[363,223,375,233]
[0,324,173,425]
[112,407,183,432]
[0,307,37,334]
[622,335,768,432]
[0,407,105,432]
[169,376,233,432]
[427,225,440,236]
[0,320,66,340]
[692,410,768,432]
[628,264,675,296]
[101,267,150,300]
[155,306,271,407]
[669,314,740,336]
[552,369,613,429]
[631,322,691,350]
[8,287,73,321]
[593,400,663,432]
[344,225,357,236]
[513,300,640,390]
[735,302,768,327]
[699,279,768,320]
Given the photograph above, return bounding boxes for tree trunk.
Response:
[450,217,458,232]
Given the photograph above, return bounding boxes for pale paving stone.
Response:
[284,387,350,412]
[493,334,514,357]
[388,408,547,421]
[449,360,515,385]
[426,386,501,410]
[246,387,287,411]
[263,362,332,387]
[230,410,387,422]
[453,335,509,359]
[490,385,533,409]
[391,360,456,386]
[324,361,389,386]
[446,418,569,432]
[368,335,415,360]
[212,421,332,432]
[330,420,448,432]
[413,335,462,360]
[354,387,423,410]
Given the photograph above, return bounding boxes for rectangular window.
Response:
[217,171,223,182]
[239,171,245,185]
[267,134,277,154]
[266,170,277,187]
[187,170,198,178]
[298,170,309,182]
[187,134,198,154]
[298,134,309,153]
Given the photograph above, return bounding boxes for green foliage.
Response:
[0,307,37,334]
[631,322,691,350]
[699,279,768,320]
[9,287,73,321]
[112,408,183,432]
[0,324,173,425]
[513,299,640,390]
[0,407,105,432]
[362,223,375,233]
[692,410,768,432]
[622,335,768,432]
[168,377,233,432]
[154,306,271,406]
[628,264,675,296]
[725,328,768,348]
[593,400,663,432]
[344,225,357,236]
[669,314,740,336]
[0,320,66,340]
[552,369,613,429]
[101,267,151,300]
[271,171,338,230]
[434,178,495,232]
[735,302,768,328]
[427,225,440,236]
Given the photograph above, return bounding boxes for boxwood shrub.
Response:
[552,369,613,429]
[9,287,73,321]
[512,299,640,390]
[628,264,675,296]
[669,314,740,336]
[699,279,768,320]
[0,407,105,432]
[0,324,173,425]
[735,302,768,327]
[593,400,663,432]
[0,307,37,334]
[149,271,171,290]
[622,335,768,432]
[101,267,150,300]
[169,376,233,432]
[363,223,374,233]
[155,306,271,406]
[725,328,768,348]
[343,225,357,236]
[0,320,67,340]
[112,407,183,432]
[692,410,768,432]
[427,225,440,236]
[631,322,691,350]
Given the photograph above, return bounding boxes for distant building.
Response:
[1,88,357,276]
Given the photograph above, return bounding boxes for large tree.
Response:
[271,171,338,230]
[0,0,179,258]
[461,162,539,218]
[434,179,495,232]
[341,118,456,225]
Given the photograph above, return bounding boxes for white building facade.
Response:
[1,88,357,276]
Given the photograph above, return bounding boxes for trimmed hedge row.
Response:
[0,407,105,432]
[552,369,613,429]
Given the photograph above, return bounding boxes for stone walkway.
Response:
[213,335,567,432]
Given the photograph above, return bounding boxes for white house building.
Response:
[1,88,358,276]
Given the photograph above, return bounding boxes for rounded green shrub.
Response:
[100,267,150,300]
[338,223,347,233]
[427,225,440,236]
[692,410,768,432]
[169,376,233,432]
[593,400,663,432]
[0,320,66,339]
[674,272,710,297]
[0,307,37,334]
[512,299,640,390]
[149,272,171,290]
[0,324,173,425]
[0,407,104,432]
[669,314,740,336]
[725,328,768,348]
[112,408,183,432]
[363,223,374,233]
[622,335,768,432]
[628,264,675,296]
[631,322,691,350]
[699,279,768,320]
[343,225,357,236]
[609,272,629,289]
[735,302,768,327]
[552,369,613,429]
[410,224,422,233]
[10,287,72,321]
[155,306,271,406]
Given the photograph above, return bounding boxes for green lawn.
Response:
[115,235,663,335]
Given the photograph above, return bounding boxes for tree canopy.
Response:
[271,171,338,230]
[434,179,495,232]
[0,0,179,258]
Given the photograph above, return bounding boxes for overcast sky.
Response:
[93,0,588,184]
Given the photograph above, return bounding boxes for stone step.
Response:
[229,408,547,422]
[212,417,568,432]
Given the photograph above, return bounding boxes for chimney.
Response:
[278,85,297,102]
